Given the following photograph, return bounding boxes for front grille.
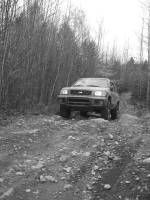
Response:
[70,90,92,95]
[68,98,91,105]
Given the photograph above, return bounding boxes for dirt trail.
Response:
[0,93,150,200]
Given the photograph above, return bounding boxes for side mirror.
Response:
[110,86,113,91]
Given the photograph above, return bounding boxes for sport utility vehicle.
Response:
[58,78,120,120]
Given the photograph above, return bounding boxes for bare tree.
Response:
[0,0,102,112]
[146,3,150,106]
[140,18,145,63]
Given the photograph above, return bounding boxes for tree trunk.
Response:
[146,5,150,106]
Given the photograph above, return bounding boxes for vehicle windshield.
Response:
[73,78,109,88]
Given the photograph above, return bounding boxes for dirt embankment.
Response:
[0,93,150,200]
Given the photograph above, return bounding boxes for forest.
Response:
[0,0,149,113]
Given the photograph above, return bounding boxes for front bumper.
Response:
[58,95,108,111]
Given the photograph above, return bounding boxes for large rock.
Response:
[90,118,108,123]
[60,155,69,163]
[63,167,72,173]
[104,184,111,190]
[143,157,150,164]
[64,184,72,190]
[39,175,57,183]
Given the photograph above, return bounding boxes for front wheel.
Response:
[60,105,71,119]
[101,107,111,120]
[80,111,88,118]
[111,103,119,120]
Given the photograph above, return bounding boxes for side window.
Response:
[110,82,114,91]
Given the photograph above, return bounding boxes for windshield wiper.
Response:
[87,85,99,87]
[74,85,84,87]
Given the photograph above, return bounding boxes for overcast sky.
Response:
[68,0,146,60]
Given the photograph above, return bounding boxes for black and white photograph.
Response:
[0,0,150,199]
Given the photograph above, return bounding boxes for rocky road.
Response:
[0,93,150,200]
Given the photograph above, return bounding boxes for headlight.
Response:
[60,89,69,95]
[94,91,107,96]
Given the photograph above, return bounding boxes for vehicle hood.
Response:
[61,86,110,91]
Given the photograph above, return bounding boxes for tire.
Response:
[101,100,111,120]
[60,105,71,119]
[111,103,119,120]
[101,107,111,120]
[80,111,88,118]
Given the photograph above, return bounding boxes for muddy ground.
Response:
[0,93,150,200]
